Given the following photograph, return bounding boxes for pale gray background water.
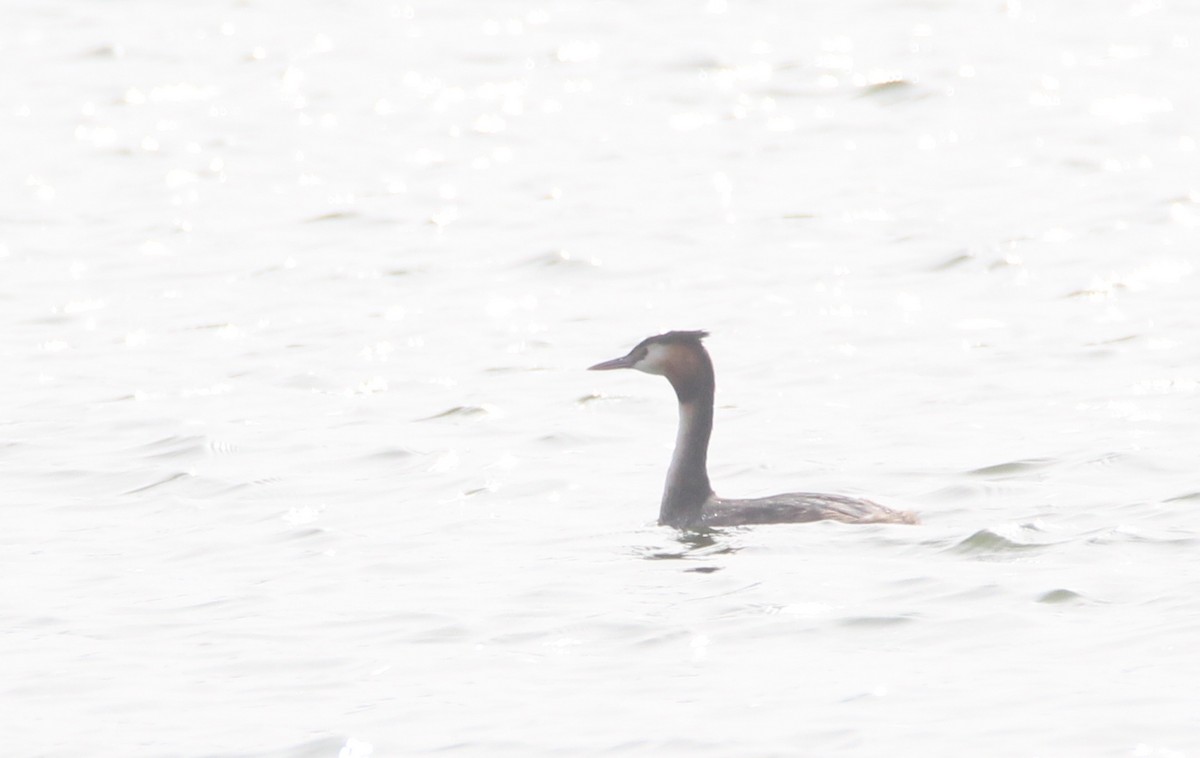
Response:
[4,1,1199,756]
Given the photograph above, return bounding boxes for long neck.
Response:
[659,356,715,528]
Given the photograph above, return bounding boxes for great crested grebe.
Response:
[589,330,917,529]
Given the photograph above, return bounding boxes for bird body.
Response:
[589,330,917,528]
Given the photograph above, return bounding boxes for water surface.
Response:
[3,1,1199,756]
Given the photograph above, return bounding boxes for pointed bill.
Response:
[588,354,637,371]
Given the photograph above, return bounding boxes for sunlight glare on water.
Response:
[3,1,1200,756]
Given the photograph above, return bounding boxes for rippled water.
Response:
[5,1,1200,756]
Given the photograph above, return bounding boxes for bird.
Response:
[589,330,917,529]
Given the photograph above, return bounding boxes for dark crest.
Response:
[641,330,709,348]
